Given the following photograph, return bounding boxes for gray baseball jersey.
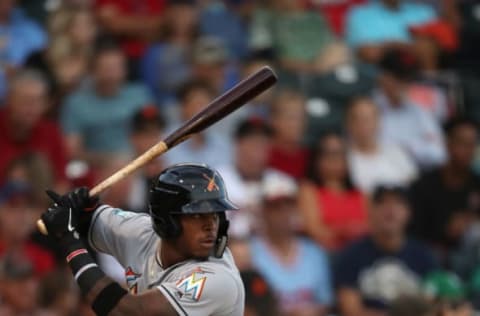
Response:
[87,205,245,316]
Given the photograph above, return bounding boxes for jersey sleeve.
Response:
[87,205,155,268]
[157,268,241,316]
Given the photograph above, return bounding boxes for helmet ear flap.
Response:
[152,214,182,239]
[214,212,229,258]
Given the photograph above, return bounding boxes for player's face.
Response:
[178,213,219,259]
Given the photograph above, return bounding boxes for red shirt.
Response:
[0,109,67,184]
[96,0,166,58]
[312,0,367,35]
[316,187,368,249]
[0,242,55,277]
[268,145,309,180]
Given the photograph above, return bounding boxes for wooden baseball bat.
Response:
[37,66,277,235]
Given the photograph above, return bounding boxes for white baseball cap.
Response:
[262,172,298,202]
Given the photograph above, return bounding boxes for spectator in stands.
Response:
[374,49,447,168]
[0,179,55,277]
[199,0,250,61]
[95,0,166,77]
[241,270,280,316]
[268,90,309,180]
[346,96,417,194]
[423,270,474,316]
[345,0,437,64]
[163,80,232,168]
[0,0,47,98]
[128,105,165,211]
[250,174,333,315]
[335,185,439,315]
[228,239,281,316]
[299,132,368,251]
[409,118,480,254]
[3,153,54,210]
[0,254,43,316]
[191,36,238,95]
[249,0,336,74]
[219,118,289,238]
[140,0,198,107]
[0,69,67,186]
[61,41,152,161]
[38,271,80,316]
[388,296,434,316]
[312,0,367,36]
[26,6,97,112]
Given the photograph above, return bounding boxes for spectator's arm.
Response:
[337,287,388,316]
[96,4,162,38]
[407,108,447,166]
[61,95,85,160]
[298,181,335,249]
[442,0,461,28]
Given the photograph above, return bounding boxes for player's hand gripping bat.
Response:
[37,66,277,235]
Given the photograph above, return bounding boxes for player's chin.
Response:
[193,240,216,258]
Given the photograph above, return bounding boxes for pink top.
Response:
[316,187,368,249]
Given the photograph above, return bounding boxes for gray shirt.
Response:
[88,205,245,316]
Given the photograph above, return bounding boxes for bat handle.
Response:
[37,141,169,235]
[37,220,48,235]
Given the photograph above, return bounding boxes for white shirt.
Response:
[217,165,293,238]
[348,144,418,194]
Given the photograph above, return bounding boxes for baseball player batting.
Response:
[40,163,244,316]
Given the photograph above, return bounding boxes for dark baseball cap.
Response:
[0,254,34,280]
[234,117,273,140]
[372,184,408,203]
[379,49,418,81]
[131,105,165,133]
[0,181,32,206]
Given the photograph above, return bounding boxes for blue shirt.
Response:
[0,8,47,98]
[162,129,232,169]
[61,82,153,153]
[140,43,191,106]
[346,0,436,47]
[199,2,248,60]
[250,237,333,311]
[374,90,446,168]
[334,236,438,309]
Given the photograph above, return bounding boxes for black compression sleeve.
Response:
[92,282,128,316]
[62,234,106,295]
[61,233,127,315]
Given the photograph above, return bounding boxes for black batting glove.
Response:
[41,202,79,240]
[46,187,99,236]
[66,187,99,212]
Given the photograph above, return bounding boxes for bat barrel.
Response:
[164,66,277,148]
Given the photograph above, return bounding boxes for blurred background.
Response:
[1,0,480,315]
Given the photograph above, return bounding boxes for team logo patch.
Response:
[176,272,207,301]
[202,174,219,192]
[113,209,134,218]
[125,267,142,294]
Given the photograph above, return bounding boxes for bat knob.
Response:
[37,219,48,235]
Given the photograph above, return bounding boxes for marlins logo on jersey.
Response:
[176,271,208,301]
[125,266,142,294]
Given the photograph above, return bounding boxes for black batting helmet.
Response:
[149,163,238,257]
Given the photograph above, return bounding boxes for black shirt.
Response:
[408,168,480,247]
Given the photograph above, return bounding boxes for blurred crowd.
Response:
[1,0,480,315]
